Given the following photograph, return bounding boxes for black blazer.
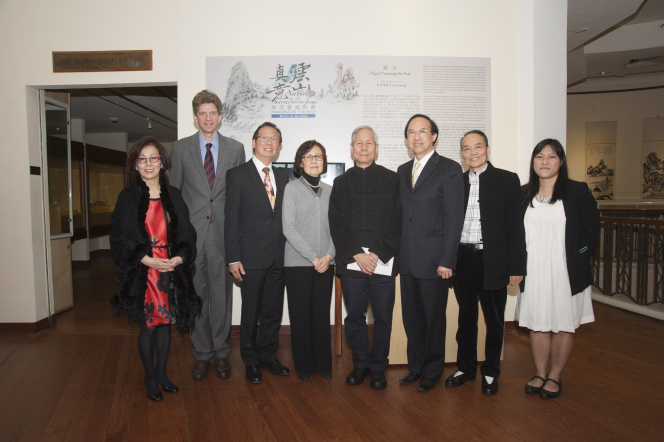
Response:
[398,151,465,279]
[224,160,289,270]
[463,162,526,290]
[519,179,600,295]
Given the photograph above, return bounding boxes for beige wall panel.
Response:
[388,278,491,365]
[51,237,73,313]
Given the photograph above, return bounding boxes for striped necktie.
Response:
[204,143,215,190]
[412,161,421,188]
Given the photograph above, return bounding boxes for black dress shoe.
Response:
[259,358,290,376]
[297,372,312,381]
[539,378,562,399]
[346,367,370,385]
[192,360,209,380]
[524,375,547,395]
[370,371,387,389]
[399,372,421,385]
[445,371,476,388]
[147,390,163,402]
[482,377,499,396]
[318,371,332,378]
[158,381,179,393]
[246,365,263,384]
[417,378,437,393]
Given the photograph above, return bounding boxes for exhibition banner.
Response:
[207,56,491,171]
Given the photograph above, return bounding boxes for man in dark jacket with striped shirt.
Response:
[329,125,402,390]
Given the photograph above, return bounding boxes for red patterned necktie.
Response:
[204,143,215,190]
[263,167,275,210]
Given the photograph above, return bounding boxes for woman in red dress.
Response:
[111,137,200,402]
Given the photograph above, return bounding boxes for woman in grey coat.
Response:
[282,140,335,381]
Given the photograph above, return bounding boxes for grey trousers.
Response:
[190,228,233,361]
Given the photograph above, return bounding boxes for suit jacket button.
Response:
[273,237,276,241]
[409,218,412,221]
[206,216,210,219]
[410,198,414,202]
[210,199,213,202]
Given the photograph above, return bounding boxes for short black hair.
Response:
[460,130,489,149]
[523,138,569,207]
[126,136,170,172]
[404,114,439,140]
[252,121,282,145]
[293,140,327,177]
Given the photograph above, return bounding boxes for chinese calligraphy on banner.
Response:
[206,56,491,171]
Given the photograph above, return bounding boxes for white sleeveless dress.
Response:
[515,199,594,333]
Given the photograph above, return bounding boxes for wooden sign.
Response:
[52,50,152,73]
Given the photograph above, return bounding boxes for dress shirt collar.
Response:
[415,149,435,170]
[252,156,273,173]
[468,163,488,179]
[199,132,219,151]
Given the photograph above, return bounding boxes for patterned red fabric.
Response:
[144,199,172,326]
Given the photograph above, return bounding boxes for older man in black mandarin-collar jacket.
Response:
[397,114,464,393]
[445,130,526,396]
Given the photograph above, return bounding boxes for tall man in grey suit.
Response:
[170,90,246,380]
[397,114,464,392]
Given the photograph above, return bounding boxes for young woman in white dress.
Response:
[516,139,600,399]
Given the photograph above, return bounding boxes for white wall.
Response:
[0,0,566,325]
[567,89,664,202]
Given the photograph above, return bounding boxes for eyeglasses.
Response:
[406,129,431,137]
[257,136,280,144]
[303,154,325,163]
[136,156,161,164]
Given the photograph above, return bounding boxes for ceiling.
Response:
[568,0,664,92]
[66,86,177,143]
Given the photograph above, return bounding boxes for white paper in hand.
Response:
[347,247,394,276]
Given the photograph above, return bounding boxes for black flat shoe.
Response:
[246,365,263,384]
[399,372,420,385]
[444,371,475,388]
[481,377,499,396]
[539,378,562,399]
[417,378,437,393]
[346,367,370,385]
[259,358,290,376]
[525,375,547,395]
[159,381,179,393]
[370,371,387,389]
[297,372,312,381]
[147,390,163,402]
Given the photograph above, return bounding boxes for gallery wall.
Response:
[0,0,566,325]
[567,88,664,202]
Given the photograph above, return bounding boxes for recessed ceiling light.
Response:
[599,71,610,76]
[110,118,118,123]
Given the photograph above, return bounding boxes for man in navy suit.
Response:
[225,122,290,384]
[397,114,464,392]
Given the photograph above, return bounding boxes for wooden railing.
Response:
[593,216,664,306]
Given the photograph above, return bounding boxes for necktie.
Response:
[412,161,421,188]
[263,167,275,210]
[204,143,215,190]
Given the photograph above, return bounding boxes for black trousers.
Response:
[400,274,449,382]
[240,262,285,366]
[285,266,334,375]
[341,275,396,371]
[452,247,507,378]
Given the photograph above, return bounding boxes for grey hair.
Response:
[351,125,378,144]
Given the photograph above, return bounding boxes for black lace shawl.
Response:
[109,171,201,333]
